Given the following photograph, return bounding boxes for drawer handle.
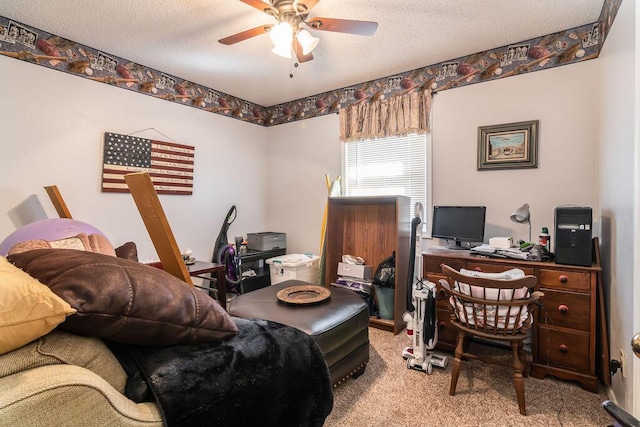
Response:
[559,275,568,284]
[438,321,446,328]
[558,304,569,314]
[559,344,569,354]
[474,267,482,272]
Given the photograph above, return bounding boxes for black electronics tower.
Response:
[554,206,592,266]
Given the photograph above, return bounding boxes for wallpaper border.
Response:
[0,0,622,128]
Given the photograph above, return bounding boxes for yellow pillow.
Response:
[0,256,76,355]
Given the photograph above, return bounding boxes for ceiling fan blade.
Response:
[218,24,273,45]
[294,40,314,63]
[306,17,378,36]
[294,0,320,14]
[240,0,276,15]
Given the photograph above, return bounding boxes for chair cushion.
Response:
[0,256,76,355]
[451,268,531,329]
[457,268,530,299]
[0,364,163,426]
[7,249,238,345]
[0,329,127,394]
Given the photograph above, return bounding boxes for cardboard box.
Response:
[333,276,373,294]
[337,262,373,280]
[489,237,513,249]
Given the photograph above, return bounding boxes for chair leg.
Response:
[518,342,530,378]
[511,341,526,415]
[449,331,465,396]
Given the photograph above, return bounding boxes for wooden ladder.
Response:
[124,172,193,286]
[44,185,73,219]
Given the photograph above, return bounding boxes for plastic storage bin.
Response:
[374,286,394,320]
[266,254,320,285]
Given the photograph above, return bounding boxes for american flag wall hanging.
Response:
[101,132,194,195]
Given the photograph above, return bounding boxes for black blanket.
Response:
[111,318,333,427]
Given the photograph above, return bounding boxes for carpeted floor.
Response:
[324,327,611,427]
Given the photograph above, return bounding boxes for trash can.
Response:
[372,252,396,320]
[374,286,394,320]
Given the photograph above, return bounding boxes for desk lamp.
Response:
[510,203,531,243]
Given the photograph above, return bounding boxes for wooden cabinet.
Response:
[423,241,608,392]
[325,196,411,334]
[532,263,600,391]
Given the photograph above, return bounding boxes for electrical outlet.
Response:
[620,349,626,378]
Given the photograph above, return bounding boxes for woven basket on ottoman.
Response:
[227,280,370,386]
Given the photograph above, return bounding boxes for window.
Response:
[343,133,432,234]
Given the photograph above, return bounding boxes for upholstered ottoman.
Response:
[227,280,370,386]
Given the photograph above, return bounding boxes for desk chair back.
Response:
[439,264,543,415]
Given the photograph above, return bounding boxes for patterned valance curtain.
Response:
[339,89,432,142]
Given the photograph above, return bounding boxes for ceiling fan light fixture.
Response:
[219,0,380,63]
[297,29,319,55]
[271,43,292,58]
[269,21,293,47]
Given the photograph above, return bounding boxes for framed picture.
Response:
[477,120,538,170]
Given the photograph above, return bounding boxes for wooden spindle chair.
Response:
[439,264,543,415]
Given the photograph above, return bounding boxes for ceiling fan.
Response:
[218,0,378,63]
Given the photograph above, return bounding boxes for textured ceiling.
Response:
[0,0,604,107]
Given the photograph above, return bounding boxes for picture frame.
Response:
[477,120,538,170]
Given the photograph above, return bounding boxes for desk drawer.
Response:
[465,261,534,276]
[437,308,458,347]
[425,257,464,274]
[537,326,590,372]
[538,289,590,331]
[539,269,591,291]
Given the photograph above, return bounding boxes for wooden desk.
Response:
[149,261,227,310]
[423,240,609,392]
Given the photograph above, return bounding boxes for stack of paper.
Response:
[471,244,529,260]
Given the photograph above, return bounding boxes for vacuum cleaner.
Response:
[402,202,449,374]
[212,205,243,294]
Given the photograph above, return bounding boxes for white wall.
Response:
[597,0,637,412]
[265,114,342,255]
[0,44,601,269]
[265,61,599,257]
[0,55,268,262]
[430,61,599,247]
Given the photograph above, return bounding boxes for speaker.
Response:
[554,206,592,266]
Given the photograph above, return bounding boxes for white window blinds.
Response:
[343,133,432,232]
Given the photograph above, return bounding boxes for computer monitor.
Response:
[431,206,486,249]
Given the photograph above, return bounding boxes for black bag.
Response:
[372,252,395,289]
